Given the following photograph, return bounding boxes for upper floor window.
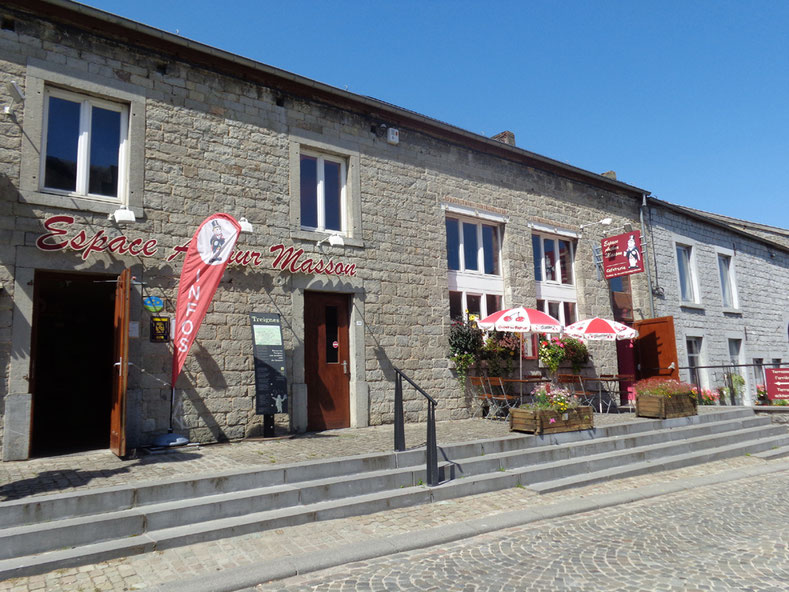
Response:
[686,336,703,386]
[717,253,738,309]
[676,244,698,304]
[300,151,346,233]
[533,234,574,285]
[446,217,501,275]
[42,87,129,202]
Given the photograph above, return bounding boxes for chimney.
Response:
[491,131,516,146]
[601,170,617,180]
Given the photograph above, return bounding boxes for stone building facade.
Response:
[0,0,654,460]
[646,199,789,403]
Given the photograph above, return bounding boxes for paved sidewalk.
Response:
[0,408,770,592]
[0,412,670,501]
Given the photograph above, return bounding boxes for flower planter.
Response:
[509,406,594,435]
[636,392,697,419]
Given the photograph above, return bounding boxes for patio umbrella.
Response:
[563,317,638,340]
[477,307,563,384]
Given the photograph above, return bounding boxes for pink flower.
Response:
[549,418,556,424]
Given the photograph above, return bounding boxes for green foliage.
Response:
[448,319,484,384]
[634,377,694,398]
[481,331,520,377]
[522,385,580,413]
[537,335,590,375]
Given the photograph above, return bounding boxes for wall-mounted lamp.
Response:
[316,233,345,247]
[3,81,25,115]
[238,217,254,233]
[110,206,136,224]
[579,217,612,231]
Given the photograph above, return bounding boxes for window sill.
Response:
[679,302,705,311]
[19,190,143,218]
[291,229,364,249]
[722,308,743,316]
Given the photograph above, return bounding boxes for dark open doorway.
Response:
[30,271,116,456]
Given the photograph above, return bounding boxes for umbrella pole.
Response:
[519,333,524,396]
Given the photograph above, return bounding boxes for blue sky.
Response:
[79,0,788,228]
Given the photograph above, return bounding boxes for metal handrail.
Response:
[393,366,439,487]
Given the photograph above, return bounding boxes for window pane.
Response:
[563,301,576,324]
[609,276,624,292]
[548,301,560,321]
[718,255,733,307]
[486,294,501,317]
[532,235,543,281]
[88,106,121,197]
[536,299,545,312]
[463,222,478,271]
[544,239,557,281]
[677,245,695,302]
[687,337,701,386]
[753,358,765,384]
[466,294,481,318]
[300,155,318,228]
[446,218,460,271]
[325,306,338,364]
[728,339,741,364]
[323,160,342,231]
[559,240,573,284]
[482,225,500,275]
[449,291,463,321]
[44,96,81,192]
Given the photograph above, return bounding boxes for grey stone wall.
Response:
[0,7,650,454]
[648,205,789,403]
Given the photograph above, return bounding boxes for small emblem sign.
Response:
[143,296,164,312]
[150,317,170,342]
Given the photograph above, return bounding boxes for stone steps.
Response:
[0,407,782,580]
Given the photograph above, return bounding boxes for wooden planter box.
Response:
[636,393,697,419]
[509,406,594,435]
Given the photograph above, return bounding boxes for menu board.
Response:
[765,368,789,400]
[250,313,288,414]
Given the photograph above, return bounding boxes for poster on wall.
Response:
[601,230,645,280]
[250,312,288,414]
[765,368,789,400]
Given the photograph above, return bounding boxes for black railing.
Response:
[393,366,439,487]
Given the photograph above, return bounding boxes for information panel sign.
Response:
[601,230,645,280]
[250,313,288,414]
[765,368,789,400]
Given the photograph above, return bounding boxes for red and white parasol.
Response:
[477,307,563,333]
[477,307,562,385]
[563,317,638,341]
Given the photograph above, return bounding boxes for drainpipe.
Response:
[640,193,656,318]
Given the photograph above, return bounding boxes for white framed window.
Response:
[19,60,145,216]
[41,87,129,202]
[675,243,700,305]
[717,252,739,310]
[536,299,577,326]
[446,214,503,321]
[299,150,347,234]
[533,232,577,323]
[686,336,704,387]
[532,234,574,285]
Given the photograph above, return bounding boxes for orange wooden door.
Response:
[633,316,680,381]
[110,269,131,457]
[304,292,351,430]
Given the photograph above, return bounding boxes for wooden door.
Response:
[304,292,351,430]
[633,316,680,381]
[110,269,131,457]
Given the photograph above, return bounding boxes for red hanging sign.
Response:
[601,230,644,280]
[765,368,789,400]
[171,214,241,386]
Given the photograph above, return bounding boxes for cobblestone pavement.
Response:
[0,411,675,501]
[0,455,771,591]
[258,467,789,592]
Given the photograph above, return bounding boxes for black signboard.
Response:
[150,317,170,342]
[250,312,288,415]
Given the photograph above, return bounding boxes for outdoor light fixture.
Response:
[110,206,136,224]
[3,81,24,115]
[238,217,254,233]
[580,217,612,231]
[316,233,345,247]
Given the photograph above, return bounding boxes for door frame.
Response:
[110,269,131,457]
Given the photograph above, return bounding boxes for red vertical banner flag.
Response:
[171,213,241,386]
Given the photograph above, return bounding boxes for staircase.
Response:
[1,408,787,579]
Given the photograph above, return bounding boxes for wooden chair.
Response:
[468,376,509,419]
[556,374,597,409]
